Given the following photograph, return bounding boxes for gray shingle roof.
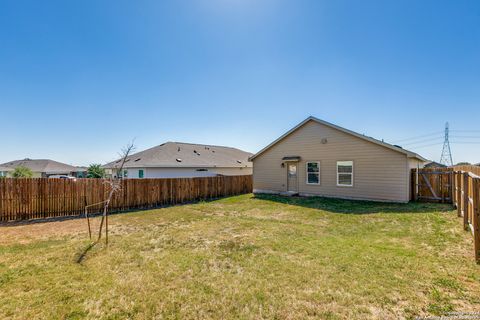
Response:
[103,142,253,169]
[0,166,13,172]
[0,159,80,174]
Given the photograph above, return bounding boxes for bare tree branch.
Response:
[84,141,135,247]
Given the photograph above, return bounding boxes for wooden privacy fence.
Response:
[412,167,480,263]
[452,170,480,263]
[0,175,253,222]
[453,165,480,177]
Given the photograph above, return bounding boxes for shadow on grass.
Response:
[0,196,231,227]
[75,242,98,264]
[253,194,454,214]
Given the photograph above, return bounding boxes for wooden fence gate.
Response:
[411,168,453,203]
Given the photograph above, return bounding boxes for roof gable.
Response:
[249,116,427,162]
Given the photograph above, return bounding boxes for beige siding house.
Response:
[250,117,427,203]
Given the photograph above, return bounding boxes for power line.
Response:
[451,130,480,133]
[450,135,480,139]
[450,141,480,144]
[391,125,480,160]
[391,131,444,143]
[407,141,480,149]
[401,137,444,146]
[407,142,444,149]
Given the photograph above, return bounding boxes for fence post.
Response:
[464,173,470,231]
[452,172,456,206]
[450,171,454,204]
[439,172,444,203]
[457,172,462,216]
[472,178,480,264]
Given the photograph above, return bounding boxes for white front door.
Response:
[287,163,298,192]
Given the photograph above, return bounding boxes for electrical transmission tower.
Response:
[439,122,453,166]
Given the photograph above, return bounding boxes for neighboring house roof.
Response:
[0,159,80,174]
[0,166,13,172]
[249,116,428,162]
[103,142,253,169]
[424,161,447,168]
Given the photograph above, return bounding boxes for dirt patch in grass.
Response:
[0,218,90,245]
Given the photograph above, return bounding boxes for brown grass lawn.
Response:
[0,194,479,320]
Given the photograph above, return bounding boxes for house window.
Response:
[139,169,144,178]
[306,162,320,185]
[123,170,128,178]
[337,161,353,186]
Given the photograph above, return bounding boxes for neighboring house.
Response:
[249,116,427,203]
[424,161,447,168]
[0,166,13,177]
[0,159,87,178]
[103,142,253,178]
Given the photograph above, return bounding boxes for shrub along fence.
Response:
[0,175,253,222]
[412,166,480,263]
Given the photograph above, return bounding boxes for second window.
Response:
[306,162,320,184]
[337,161,353,186]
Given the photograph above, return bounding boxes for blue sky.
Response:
[1,0,479,166]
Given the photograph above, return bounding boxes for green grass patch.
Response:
[0,194,478,319]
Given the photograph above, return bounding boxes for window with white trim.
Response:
[306,162,320,185]
[337,161,353,186]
